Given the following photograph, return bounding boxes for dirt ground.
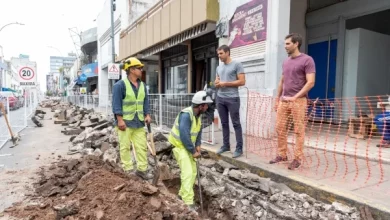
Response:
[4,156,198,220]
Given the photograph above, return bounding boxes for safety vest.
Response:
[122,79,145,121]
[168,107,202,149]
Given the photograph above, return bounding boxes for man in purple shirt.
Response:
[270,33,316,170]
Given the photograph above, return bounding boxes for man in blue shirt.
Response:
[112,57,153,180]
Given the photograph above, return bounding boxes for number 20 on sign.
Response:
[18,66,36,87]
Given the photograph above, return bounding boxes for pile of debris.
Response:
[54,104,363,220]
[4,156,199,220]
[45,104,118,159]
[196,159,361,219]
[30,108,46,127]
[39,99,64,109]
[5,102,365,220]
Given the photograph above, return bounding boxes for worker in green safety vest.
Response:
[112,57,153,180]
[168,90,214,210]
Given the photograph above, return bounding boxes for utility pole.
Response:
[111,0,116,63]
[110,0,116,93]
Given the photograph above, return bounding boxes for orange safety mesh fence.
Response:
[245,90,390,189]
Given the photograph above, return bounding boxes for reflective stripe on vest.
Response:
[122,79,145,121]
[168,107,201,150]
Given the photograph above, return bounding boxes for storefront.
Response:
[118,0,219,94]
[74,62,99,94]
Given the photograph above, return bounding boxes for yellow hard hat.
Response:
[120,57,144,71]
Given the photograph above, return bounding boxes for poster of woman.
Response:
[228,0,268,49]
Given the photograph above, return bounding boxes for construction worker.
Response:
[168,90,214,210]
[112,57,153,180]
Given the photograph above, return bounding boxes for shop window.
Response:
[165,64,188,94]
[166,67,172,92]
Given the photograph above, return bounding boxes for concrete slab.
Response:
[202,125,390,219]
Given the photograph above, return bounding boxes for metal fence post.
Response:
[211,120,215,145]
[6,97,10,129]
[159,94,163,129]
[106,95,109,115]
[29,90,32,115]
[24,94,27,127]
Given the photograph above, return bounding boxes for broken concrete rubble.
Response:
[156,152,362,220]
[10,101,366,220]
[30,107,46,127]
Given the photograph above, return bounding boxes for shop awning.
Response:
[77,62,98,84]
[1,87,17,92]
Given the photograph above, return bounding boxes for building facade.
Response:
[111,0,390,131]
[48,54,77,94]
[117,0,219,94]
[97,0,160,106]
[0,46,7,92]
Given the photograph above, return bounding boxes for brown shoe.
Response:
[269,156,288,164]
[288,159,301,170]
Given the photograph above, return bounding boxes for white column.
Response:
[335,16,346,99]
[98,69,109,107]
[264,0,291,96]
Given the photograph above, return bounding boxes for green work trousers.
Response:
[172,147,197,205]
[116,127,148,172]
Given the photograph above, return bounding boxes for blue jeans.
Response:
[217,96,243,152]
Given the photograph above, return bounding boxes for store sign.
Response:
[228,0,268,49]
[80,87,87,94]
[79,73,87,82]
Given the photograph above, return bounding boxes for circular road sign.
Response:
[19,67,35,81]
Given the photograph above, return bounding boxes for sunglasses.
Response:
[135,67,143,70]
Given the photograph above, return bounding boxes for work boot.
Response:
[288,159,301,170]
[136,170,154,180]
[216,145,230,155]
[187,204,197,212]
[124,169,135,176]
[269,156,288,164]
[232,150,243,158]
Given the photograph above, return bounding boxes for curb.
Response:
[304,144,390,165]
[203,147,390,220]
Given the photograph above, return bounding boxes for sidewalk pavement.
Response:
[202,127,390,219]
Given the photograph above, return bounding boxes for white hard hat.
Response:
[192,91,214,104]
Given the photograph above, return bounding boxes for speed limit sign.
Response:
[18,66,37,87]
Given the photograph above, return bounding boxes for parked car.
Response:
[0,91,20,110]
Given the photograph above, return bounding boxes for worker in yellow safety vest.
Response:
[168,90,214,210]
[112,57,153,180]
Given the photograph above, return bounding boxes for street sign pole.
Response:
[109,0,117,113]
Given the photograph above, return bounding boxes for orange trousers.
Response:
[276,98,307,160]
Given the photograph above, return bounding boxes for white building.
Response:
[0,46,6,90]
